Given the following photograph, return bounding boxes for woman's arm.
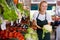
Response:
[33,20,42,29]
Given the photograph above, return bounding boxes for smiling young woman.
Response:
[32,1,52,40]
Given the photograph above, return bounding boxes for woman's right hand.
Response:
[37,25,42,29]
[32,20,42,29]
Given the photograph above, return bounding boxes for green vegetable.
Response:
[0,6,2,14]
[16,3,24,13]
[31,33,38,40]
[6,0,17,10]
[0,9,1,15]
[0,4,4,24]
[0,4,4,15]
[42,28,48,39]
[0,20,2,24]
[25,33,31,39]
[0,0,18,21]
[16,3,30,17]
[27,27,34,33]
[25,27,38,40]
[3,9,18,21]
[24,10,29,17]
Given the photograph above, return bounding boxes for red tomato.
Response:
[3,31,8,38]
[8,32,13,38]
[13,32,17,38]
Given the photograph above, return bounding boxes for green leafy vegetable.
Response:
[24,10,29,17]
[25,27,38,40]
[0,0,18,21]
[16,3,24,13]
[0,20,2,24]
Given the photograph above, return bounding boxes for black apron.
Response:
[36,13,50,40]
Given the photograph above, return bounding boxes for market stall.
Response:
[0,0,30,40]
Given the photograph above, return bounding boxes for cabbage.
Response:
[25,27,38,40]
[42,25,52,39]
[27,27,34,33]
[25,34,31,39]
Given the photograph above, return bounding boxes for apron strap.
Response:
[45,13,47,20]
[36,13,39,19]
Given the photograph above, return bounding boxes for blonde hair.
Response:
[39,1,48,11]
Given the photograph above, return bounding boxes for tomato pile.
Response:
[0,27,25,40]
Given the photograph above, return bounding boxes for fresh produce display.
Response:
[42,25,52,39]
[25,27,38,40]
[0,0,18,21]
[0,0,32,40]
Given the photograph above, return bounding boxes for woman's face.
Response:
[40,3,48,12]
